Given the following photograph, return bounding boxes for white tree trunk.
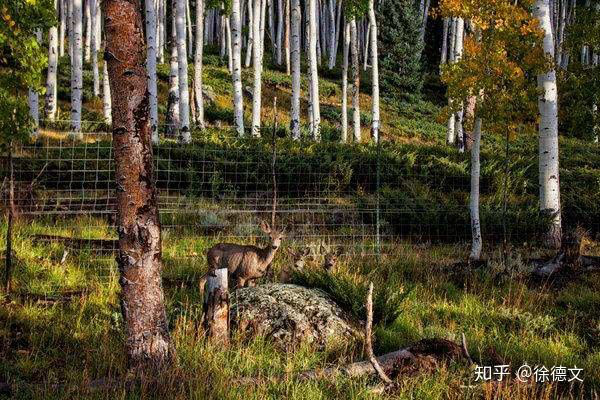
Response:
[341,21,349,142]
[167,15,180,137]
[46,0,59,122]
[290,0,301,139]
[419,0,430,44]
[232,0,246,136]
[29,31,41,137]
[71,0,83,138]
[453,18,465,151]
[308,0,321,140]
[176,0,191,143]
[534,0,562,248]
[284,0,291,74]
[245,0,254,68]
[326,0,336,69]
[226,17,233,73]
[90,0,99,98]
[158,0,165,63]
[276,0,284,64]
[59,0,66,57]
[446,18,456,144]
[194,0,205,129]
[440,18,449,67]
[68,0,73,59]
[251,0,264,136]
[469,115,482,261]
[186,0,193,53]
[368,0,379,142]
[102,61,112,125]
[146,0,159,143]
[362,22,370,71]
[84,0,91,62]
[268,0,275,56]
[350,18,360,142]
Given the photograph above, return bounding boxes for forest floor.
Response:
[1,52,600,399]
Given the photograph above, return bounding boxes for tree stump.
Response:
[203,268,230,345]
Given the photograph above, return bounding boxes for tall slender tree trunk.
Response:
[176,0,191,143]
[103,0,174,371]
[59,0,66,57]
[46,0,59,122]
[232,0,246,136]
[326,0,335,69]
[362,22,370,71]
[28,33,41,137]
[341,21,349,143]
[68,0,74,59]
[251,0,264,136]
[276,0,284,64]
[194,0,205,129]
[469,114,482,261]
[91,0,100,97]
[446,18,456,144]
[166,14,180,137]
[284,0,290,74]
[368,0,379,142]
[186,0,193,53]
[225,16,233,73]
[349,18,360,142]
[85,0,91,61]
[308,0,320,140]
[146,0,159,143]
[534,0,562,248]
[71,0,83,138]
[102,61,112,125]
[453,18,465,152]
[419,0,430,44]
[440,18,449,67]
[289,0,301,139]
[245,0,254,68]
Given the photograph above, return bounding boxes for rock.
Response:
[231,283,362,349]
[202,85,216,104]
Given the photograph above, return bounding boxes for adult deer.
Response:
[200,221,285,291]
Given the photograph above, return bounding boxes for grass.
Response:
[1,216,600,399]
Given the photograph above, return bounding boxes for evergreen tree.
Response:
[377,0,423,98]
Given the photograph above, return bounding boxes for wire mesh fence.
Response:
[2,128,597,291]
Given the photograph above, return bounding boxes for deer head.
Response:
[286,247,311,272]
[320,244,342,272]
[260,220,285,250]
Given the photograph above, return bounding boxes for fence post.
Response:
[202,267,230,345]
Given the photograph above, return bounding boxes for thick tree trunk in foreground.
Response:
[232,0,245,136]
[534,0,562,249]
[368,0,379,142]
[290,0,301,139]
[103,0,174,371]
[469,115,482,261]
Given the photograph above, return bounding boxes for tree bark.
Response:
[368,0,379,142]
[46,0,59,122]
[534,0,562,248]
[194,0,205,129]
[326,0,336,69]
[245,0,254,68]
[251,0,264,136]
[232,0,246,136]
[146,0,159,143]
[276,0,284,64]
[28,31,41,137]
[71,0,83,138]
[453,18,465,152]
[166,9,180,137]
[289,0,301,139]
[341,21,349,142]
[85,0,91,62]
[308,0,321,140]
[469,115,482,261]
[440,18,449,67]
[59,0,65,57]
[284,0,290,74]
[350,18,360,142]
[91,0,100,97]
[176,0,191,143]
[102,62,112,126]
[103,0,175,371]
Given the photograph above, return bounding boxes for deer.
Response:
[280,247,311,283]
[319,243,342,272]
[199,221,286,292]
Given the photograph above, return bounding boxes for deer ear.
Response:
[302,247,311,256]
[260,220,270,234]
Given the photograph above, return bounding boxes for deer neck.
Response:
[259,243,279,269]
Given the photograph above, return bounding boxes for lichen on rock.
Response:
[230,283,362,350]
